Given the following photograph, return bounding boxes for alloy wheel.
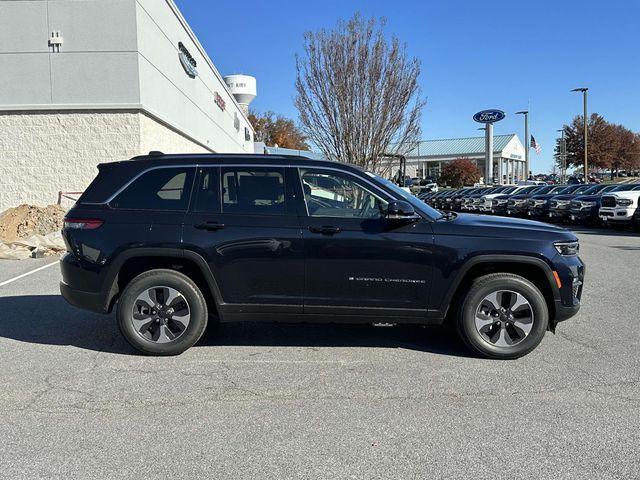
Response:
[474,290,534,347]
[131,286,191,343]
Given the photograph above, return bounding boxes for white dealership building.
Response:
[403,134,527,184]
[0,0,256,210]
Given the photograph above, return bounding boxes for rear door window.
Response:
[111,167,195,210]
[221,167,287,215]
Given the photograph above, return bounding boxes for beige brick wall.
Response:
[139,112,210,156]
[0,110,211,210]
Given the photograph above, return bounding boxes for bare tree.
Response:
[295,14,425,174]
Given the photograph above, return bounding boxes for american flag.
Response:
[531,135,542,154]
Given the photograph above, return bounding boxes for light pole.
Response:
[516,111,529,180]
[557,128,566,182]
[571,88,588,180]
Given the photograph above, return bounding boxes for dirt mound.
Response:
[0,204,66,242]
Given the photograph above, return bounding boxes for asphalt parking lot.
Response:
[0,228,638,479]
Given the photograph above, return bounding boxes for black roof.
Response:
[124,152,344,169]
[85,153,362,204]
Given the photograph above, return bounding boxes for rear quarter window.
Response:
[110,167,195,211]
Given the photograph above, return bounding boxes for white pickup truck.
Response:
[599,191,640,226]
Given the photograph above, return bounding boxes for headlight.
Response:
[554,241,579,256]
[617,198,633,207]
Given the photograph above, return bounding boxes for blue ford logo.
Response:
[473,109,505,123]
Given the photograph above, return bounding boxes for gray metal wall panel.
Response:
[0,53,52,104]
[50,52,140,104]
[47,0,138,52]
[0,1,49,53]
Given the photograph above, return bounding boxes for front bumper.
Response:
[569,208,597,222]
[554,301,580,322]
[506,203,528,215]
[527,205,550,217]
[599,207,635,223]
[549,206,571,220]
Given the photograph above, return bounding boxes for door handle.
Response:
[309,225,342,235]
[194,221,225,231]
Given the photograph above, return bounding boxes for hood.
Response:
[551,194,579,201]
[572,194,602,202]
[529,194,557,200]
[603,191,640,199]
[433,212,576,241]
[483,193,509,200]
[508,193,538,200]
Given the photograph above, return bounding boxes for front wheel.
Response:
[117,269,208,356]
[457,273,548,359]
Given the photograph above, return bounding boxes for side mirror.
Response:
[385,200,421,222]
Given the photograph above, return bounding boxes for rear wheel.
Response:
[457,273,548,359]
[117,269,208,355]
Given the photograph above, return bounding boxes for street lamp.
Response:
[571,87,588,180]
[516,111,529,180]
[557,129,566,182]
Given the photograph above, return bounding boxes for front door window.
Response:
[299,169,388,219]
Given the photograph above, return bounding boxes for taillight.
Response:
[63,218,104,230]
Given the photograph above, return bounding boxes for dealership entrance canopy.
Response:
[403,134,527,184]
[0,0,256,210]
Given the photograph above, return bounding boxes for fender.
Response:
[427,254,561,321]
[101,247,224,314]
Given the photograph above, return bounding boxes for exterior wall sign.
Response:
[473,109,505,123]
[178,42,198,78]
[214,92,226,111]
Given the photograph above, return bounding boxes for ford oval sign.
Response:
[473,109,505,123]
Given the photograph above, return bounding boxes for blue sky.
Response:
[176,0,640,173]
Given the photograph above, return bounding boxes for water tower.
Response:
[224,74,256,115]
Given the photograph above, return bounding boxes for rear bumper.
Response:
[554,300,580,322]
[60,281,109,314]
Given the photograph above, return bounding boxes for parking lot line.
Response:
[0,260,59,288]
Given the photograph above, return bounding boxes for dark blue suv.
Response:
[60,153,584,359]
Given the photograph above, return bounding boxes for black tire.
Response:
[117,269,208,356]
[456,273,548,359]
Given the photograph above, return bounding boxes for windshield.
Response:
[549,186,569,194]
[373,174,442,218]
[611,184,637,192]
[582,185,600,194]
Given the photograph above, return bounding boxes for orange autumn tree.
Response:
[248,110,309,150]
[439,158,481,187]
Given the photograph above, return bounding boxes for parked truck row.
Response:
[419,183,640,229]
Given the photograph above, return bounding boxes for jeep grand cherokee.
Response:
[60,153,584,359]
